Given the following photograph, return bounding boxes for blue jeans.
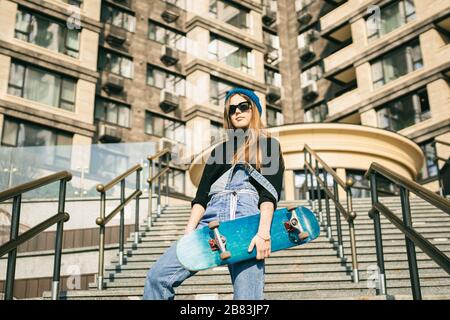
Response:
[143,163,275,300]
[142,239,265,300]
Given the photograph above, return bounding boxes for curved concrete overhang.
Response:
[188,123,425,187]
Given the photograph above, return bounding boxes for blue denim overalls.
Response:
[143,161,279,300]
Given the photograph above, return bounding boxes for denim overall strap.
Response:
[226,161,279,202]
[208,162,278,202]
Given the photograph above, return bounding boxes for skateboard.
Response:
[176,206,320,271]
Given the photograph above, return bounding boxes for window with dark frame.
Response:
[418,140,438,181]
[1,117,73,168]
[371,38,423,89]
[8,61,77,111]
[95,98,131,128]
[145,112,185,144]
[377,88,431,131]
[209,0,249,30]
[148,20,186,51]
[15,7,80,58]
[147,65,186,96]
[101,2,136,32]
[99,49,134,78]
[366,0,416,41]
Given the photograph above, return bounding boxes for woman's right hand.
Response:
[184,226,195,235]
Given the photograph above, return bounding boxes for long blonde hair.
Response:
[223,93,270,170]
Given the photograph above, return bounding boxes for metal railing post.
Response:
[97,192,106,290]
[119,179,125,265]
[323,171,334,248]
[308,153,316,214]
[303,150,309,201]
[157,159,162,218]
[400,186,422,300]
[165,153,170,208]
[332,181,341,248]
[315,159,323,228]
[134,169,141,246]
[51,179,69,300]
[148,158,154,229]
[5,195,22,300]
[346,178,359,283]
[369,172,386,295]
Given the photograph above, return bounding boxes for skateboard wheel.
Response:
[220,251,231,260]
[208,221,220,230]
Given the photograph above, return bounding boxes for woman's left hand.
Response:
[248,233,271,260]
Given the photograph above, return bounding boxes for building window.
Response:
[304,103,328,123]
[99,49,133,78]
[210,77,236,106]
[8,61,76,111]
[377,88,431,131]
[371,39,423,89]
[208,34,252,73]
[266,106,284,127]
[101,3,136,32]
[1,117,72,168]
[145,112,185,144]
[265,68,281,87]
[209,0,249,30]
[301,63,323,87]
[95,98,130,127]
[366,0,416,41]
[418,140,438,181]
[163,0,186,10]
[147,66,185,96]
[15,8,80,58]
[347,169,396,198]
[148,21,186,51]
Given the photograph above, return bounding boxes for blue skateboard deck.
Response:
[176,206,320,271]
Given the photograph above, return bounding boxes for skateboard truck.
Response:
[285,206,309,242]
[208,221,232,260]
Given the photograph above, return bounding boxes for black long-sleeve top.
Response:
[191,134,285,211]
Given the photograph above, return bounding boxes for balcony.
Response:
[160,46,180,66]
[160,90,180,113]
[323,43,357,73]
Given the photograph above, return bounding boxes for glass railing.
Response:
[0,142,157,201]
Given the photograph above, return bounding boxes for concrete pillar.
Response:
[336,168,347,201]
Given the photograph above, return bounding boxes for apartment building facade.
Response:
[0,0,448,199]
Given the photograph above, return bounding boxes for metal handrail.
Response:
[95,165,142,290]
[147,149,172,230]
[366,162,450,299]
[303,144,359,283]
[433,140,450,196]
[0,171,72,300]
[365,163,450,215]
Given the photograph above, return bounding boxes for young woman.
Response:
[143,88,285,300]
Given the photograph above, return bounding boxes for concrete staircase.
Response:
[43,197,450,300]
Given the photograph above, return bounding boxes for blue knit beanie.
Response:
[225,88,262,116]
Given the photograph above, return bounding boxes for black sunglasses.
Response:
[228,101,252,116]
